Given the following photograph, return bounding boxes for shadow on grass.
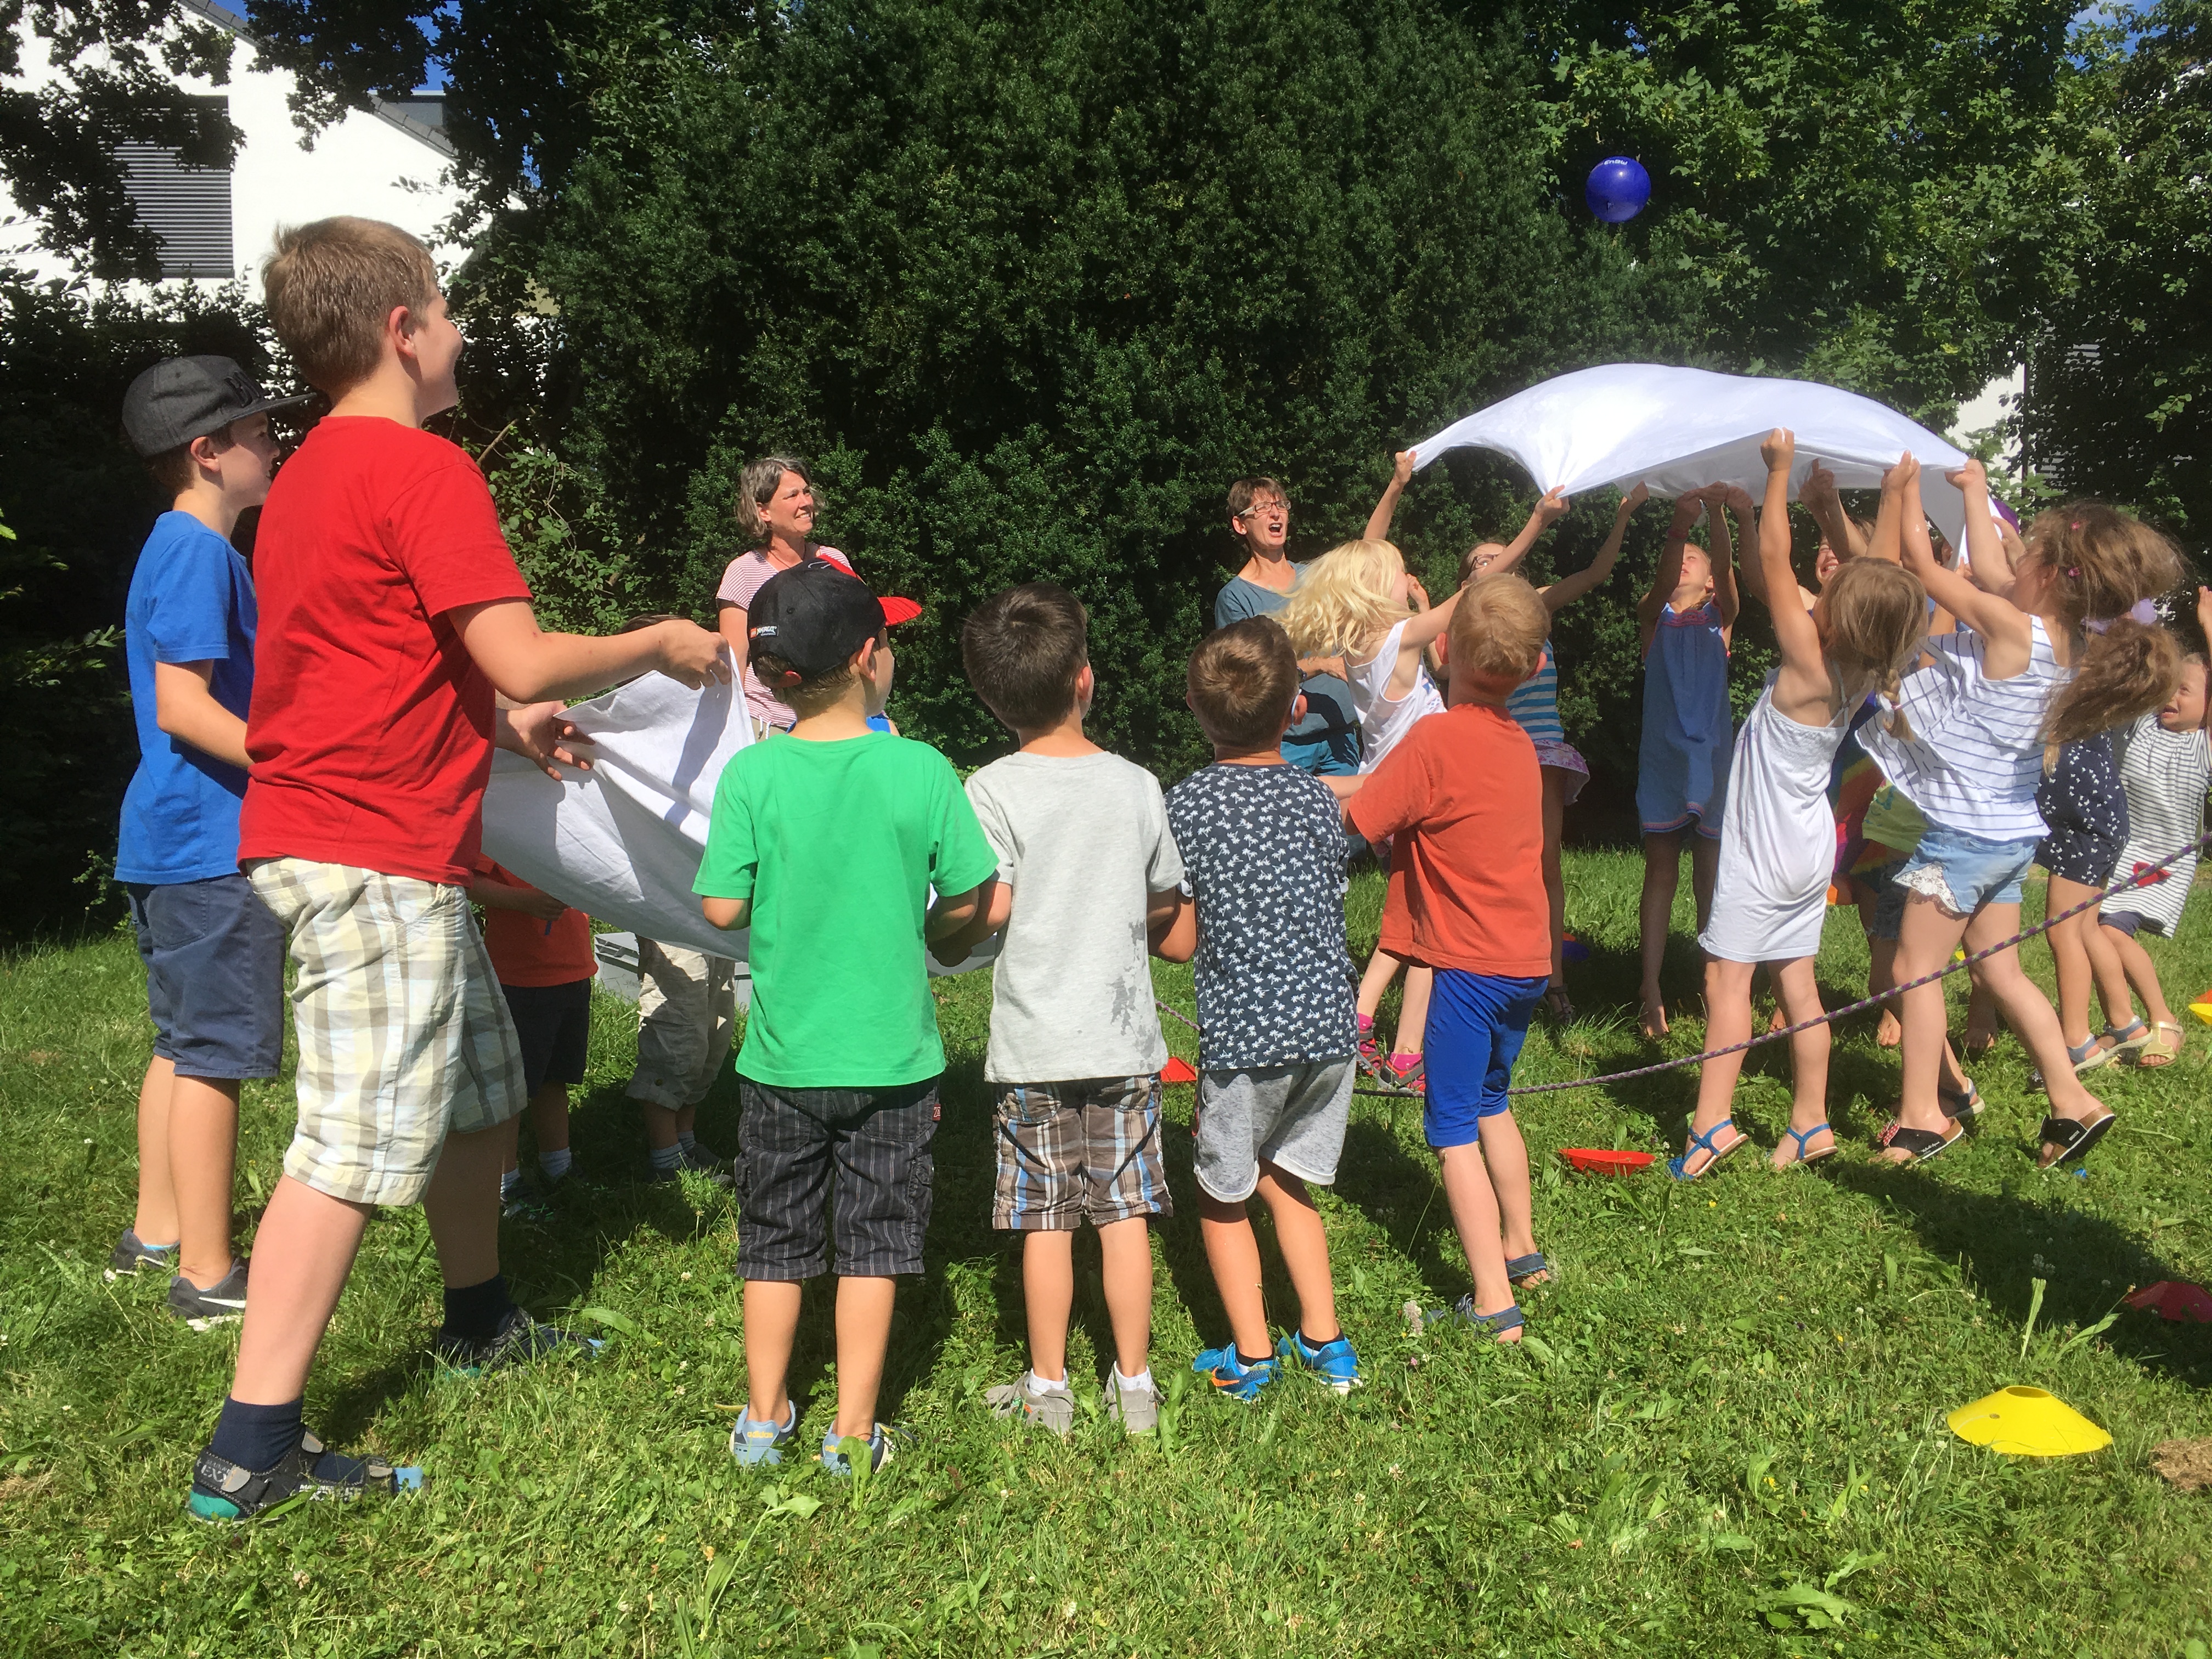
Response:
[1829,1156,2212,1389]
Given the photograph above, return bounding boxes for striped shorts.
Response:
[248,859,527,1207]
[991,1076,1171,1231]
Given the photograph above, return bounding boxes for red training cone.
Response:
[1160,1057,1198,1085]
[1560,1148,1655,1176]
[2124,1281,2212,1323]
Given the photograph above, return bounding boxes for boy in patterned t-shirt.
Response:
[1164,617,1362,1401]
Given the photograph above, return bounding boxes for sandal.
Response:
[1386,1053,1426,1091]
[1939,1077,1983,1121]
[1505,1252,1553,1286]
[2028,1035,2102,1093]
[2037,1109,2117,1170]
[1774,1122,1837,1169]
[2097,1019,2152,1065]
[1872,1118,1965,1165]
[1667,1119,1747,1181]
[2132,1020,2183,1069]
[1424,1296,1523,1342]
[1542,985,1576,1024]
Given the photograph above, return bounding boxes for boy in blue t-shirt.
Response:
[112,356,306,1324]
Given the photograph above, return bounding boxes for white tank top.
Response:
[1350,619,1446,774]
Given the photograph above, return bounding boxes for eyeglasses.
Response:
[1237,500,1290,518]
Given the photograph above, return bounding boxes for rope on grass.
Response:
[1156,829,2212,1102]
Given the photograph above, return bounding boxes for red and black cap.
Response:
[748,561,895,681]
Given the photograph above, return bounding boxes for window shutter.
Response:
[115,97,234,279]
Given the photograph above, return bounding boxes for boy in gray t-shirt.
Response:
[933,583,1190,1436]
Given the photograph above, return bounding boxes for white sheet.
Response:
[479,670,755,961]
[1408,364,1975,550]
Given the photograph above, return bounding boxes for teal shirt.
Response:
[695,731,998,1089]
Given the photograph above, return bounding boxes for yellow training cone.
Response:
[1948,1386,2112,1457]
[2187,986,2212,1026]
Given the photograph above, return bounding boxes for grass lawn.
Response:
[3,848,2211,1657]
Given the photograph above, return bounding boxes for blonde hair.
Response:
[1277,539,1410,658]
[263,217,440,395]
[2022,503,2188,746]
[1448,575,1549,688]
[1818,558,1926,738]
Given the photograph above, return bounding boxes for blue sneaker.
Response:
[729,1401,798,1468]
[1192,1343,1278,1402]
[820,1426,894,1477]
[1277,1329,1363,1394]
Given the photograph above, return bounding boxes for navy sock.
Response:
[441,1274,514,1344]
[208,1396,303,1473]
[304,1441,370,1483]
[1234,1345,1272,1370]
[1296,1329,1335,1354]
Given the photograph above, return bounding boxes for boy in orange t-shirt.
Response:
[1346,575,1553,1347]
[470,858,596,1214]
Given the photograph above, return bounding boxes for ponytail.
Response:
[2044,619,2183,749]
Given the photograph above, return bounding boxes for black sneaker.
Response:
[676,1143,735,1186]
[167,1260,250,1327]
[433,1305,605,1375]
[188,1427,420,1522]
[108,1228,177,1279]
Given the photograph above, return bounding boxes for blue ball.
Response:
[1585,155,1652,223]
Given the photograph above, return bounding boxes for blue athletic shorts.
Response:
[127,874,285,1080]
[1420,970,1547,1148]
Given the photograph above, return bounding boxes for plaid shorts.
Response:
[249,859,527,1207]
[991,1075,1171,1231]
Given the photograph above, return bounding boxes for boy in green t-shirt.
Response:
[697,562,998,1476]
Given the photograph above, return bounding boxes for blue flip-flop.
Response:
[1505,1252,1553,1285]
[1667,1119,1747,1181]
[1775,1122,1836,1169]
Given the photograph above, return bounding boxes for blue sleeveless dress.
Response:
[1636,600,1733,836]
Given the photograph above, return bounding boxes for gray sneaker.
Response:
[167,1260,250,1327]
[983,1373,1076,1436]
[1103,1371,1160,1435]
[676,1142,735,1186]
[109,1227,177,1279]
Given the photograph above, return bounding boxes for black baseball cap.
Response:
[121,354,311,458]
[748,561,889,681]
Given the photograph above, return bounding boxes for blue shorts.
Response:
[1420,970,1548,1148]
[1283,729,1361,776]
[127,874,285,1080]
[1897,822,2037,918]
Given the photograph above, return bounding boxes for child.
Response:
[190,217,727,1520]
[468,856,594,1213]
[1346,576,1556,1336]
[713,455,857,736]
[112,354,301,1324]
[625,939,740,1183]
[1212,477,1362,775]
[2030,729,2145,1087]
[698,561,998,1474]
[1461,484,1645,1021]
[2097,614,2212,1068]
[1635,488,1741,1037]
[1279,538,1457,1086]
[1861,455,2184,1166]
[933,582,1188,1435]
[1165,618,1363,1399]
[1672,431,1927,1177]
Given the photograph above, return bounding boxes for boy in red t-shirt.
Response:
[1345,575,1554,1348]
[189,217,727,1522]
[470,858,596,1214]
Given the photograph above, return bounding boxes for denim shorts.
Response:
[128,874,285,1081]
[1422,970,1548,1147]
[1896,822,2038,918]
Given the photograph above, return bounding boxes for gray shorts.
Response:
[1193,1059,1354,1203]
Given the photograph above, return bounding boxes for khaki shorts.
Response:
[249,858,526,1207]
[624,941,738,1110]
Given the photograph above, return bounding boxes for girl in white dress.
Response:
[1280,538,1459,1086]
[1672,430,1929,1177]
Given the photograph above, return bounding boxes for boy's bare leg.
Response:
[1096,1216,1154,1379]
[423,1124,504,1289]
[133,1056,180,1248]
[169,1075,242,1289]
[230,1175,373,1403]
[1197,1194,1271,1358]
[2104,925,2177,1028]
[1256,1165,1339,1344]
[1774,956,1835,1162]
[528,1081,571,1155]
[742,1278,800,1425]
[832,1276,895,1441]
[1437,1142,1518,1340]
[1638,833,1684,1035]
[1474,1110,1541,1272]
[1021,1229,1075,1381]
[675,1103,699,1142]
[1397,968,1435,1060]
[642,1103,681,1152]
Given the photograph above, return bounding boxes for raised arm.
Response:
[1544,482,1646,614]
[1803,462,1867,562]
[1480,487,1571,580]
[1363,449,1417,542]
[1897,456,2026,648]
[1942,459,2017,599]
[1757,432,1823,674]
[1397,577,1462,651]
[1703,485,1742,630]
[1640,495,1703,649]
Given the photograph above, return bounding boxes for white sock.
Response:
[540,1146,573,1183]
[677,1130,697,1153]
[500,1167,523,1199]
[1113,1364,1154,1393]
[649,1142,681,1174]
[1026,1369,1070,1396]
